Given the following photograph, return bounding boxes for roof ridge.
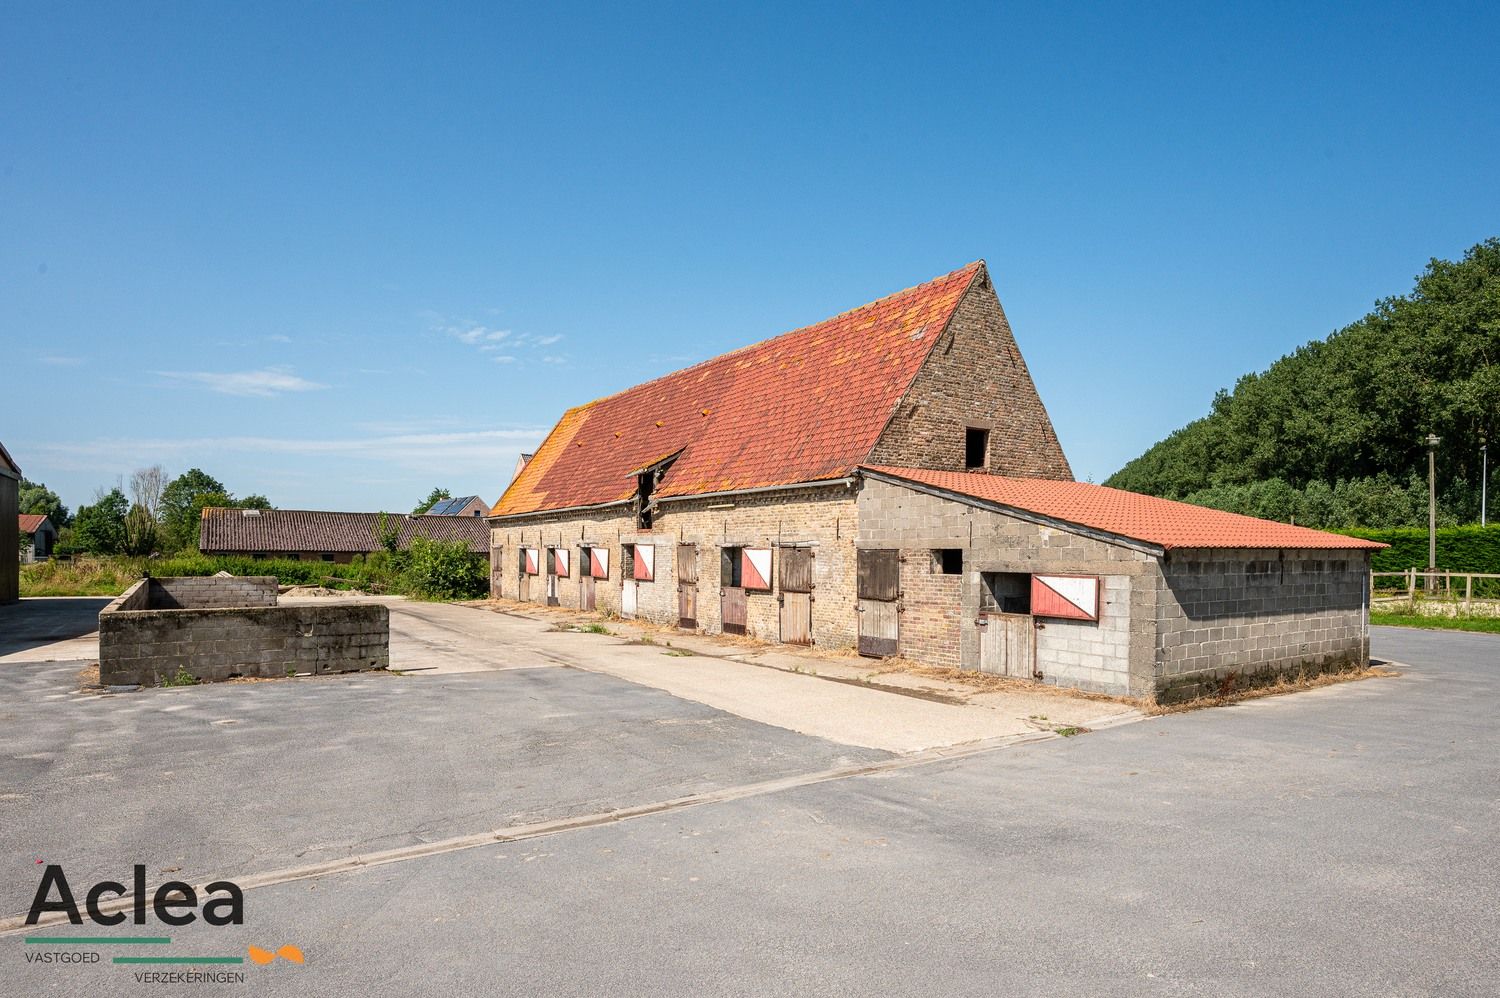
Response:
[570,261,985,412]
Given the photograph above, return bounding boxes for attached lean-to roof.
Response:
[863,466,1387,552]
[199,508,490,554]
[492,263,985,517]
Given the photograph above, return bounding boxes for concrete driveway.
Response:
[2,597,1495,995]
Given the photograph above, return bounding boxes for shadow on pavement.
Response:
[0,597,110,657]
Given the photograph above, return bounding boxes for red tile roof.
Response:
[493,263,985,516]
[18,514,49,534]
[864,466,1387,552]
[199,508,489,554]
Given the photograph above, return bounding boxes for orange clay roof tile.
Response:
[863,467,1387,552]
[492,263,984,516]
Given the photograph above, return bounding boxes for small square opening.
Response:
[981,572,1031,614]
[933,549,962,575]
[721,546,743,588]
[965,427,989,469]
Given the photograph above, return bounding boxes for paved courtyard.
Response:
[0,597,1495,995]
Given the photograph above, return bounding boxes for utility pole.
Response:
[1426,433,1440,589]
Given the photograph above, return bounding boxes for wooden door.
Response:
[545,549,559,606]
[856,548,900,657]
[721,587,747,635]
[778,546,813,645]
[580,548,596,611]
[677,544,698,629]
[517,548,529,602]
[978,613,1035,678]
[490,546,503,598]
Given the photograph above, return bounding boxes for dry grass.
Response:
[1142,665,1398,715]
[869,659,1139,705]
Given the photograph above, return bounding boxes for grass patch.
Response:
[1370,611,1500,634]
[160,667,199,688]
[663,649,695,657]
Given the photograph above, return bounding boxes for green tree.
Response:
[159,469,228,549]
[1107,238,1500,526]
[17,479,69,527]
[414,488,452,514]
[72,488,129,554]
[123,504,158,556]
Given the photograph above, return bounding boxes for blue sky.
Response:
[4,1,1497,513]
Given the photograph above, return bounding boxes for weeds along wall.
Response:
[489,484,860,648]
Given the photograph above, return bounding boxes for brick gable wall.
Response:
[866,271,1071,480]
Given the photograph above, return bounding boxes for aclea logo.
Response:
[25,865,244,927]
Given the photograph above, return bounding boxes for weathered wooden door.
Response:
[778,546,813,645]
[545,548,559,606]
[579,547,596,610]
[517,548,529,602]
[490,546,503,598]
[621,545,637,619]
[677,544,698,629]
[978,613,1035,678]
[856,548,900,657]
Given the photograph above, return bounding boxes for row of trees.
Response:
[51,468,270,557]
[1106,238,1500,527]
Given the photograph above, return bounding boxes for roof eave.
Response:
[858,467,1165,557]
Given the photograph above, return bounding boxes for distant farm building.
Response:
[487,262,1384,700]
[0,440,19,603]
[199,508,489,564]
[18,514,57,562]
[422,495,490,517]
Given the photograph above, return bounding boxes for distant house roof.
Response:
[492,262,985,517]
[0,440,19,480]
[863,466,1387,552]
[425,495,487,516]
[18,514,51,534]
[199,508,489,555]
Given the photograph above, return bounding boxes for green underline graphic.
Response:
[113,956,243,965]
[25,936,171,945]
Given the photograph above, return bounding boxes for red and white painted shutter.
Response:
[524,548,539,576]
[742,547,772,591]
[633,544,654,582]
[553,548,569,578]
[590,547,609,579]
[1030,575,1100,621]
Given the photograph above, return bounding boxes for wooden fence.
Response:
[1371,570,1500,606]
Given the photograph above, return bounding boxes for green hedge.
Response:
[1335,524,1500,573]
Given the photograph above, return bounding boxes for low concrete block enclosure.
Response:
[99,576,389,685]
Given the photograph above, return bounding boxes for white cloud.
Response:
[155,367,328,397]
[433,314,564,361]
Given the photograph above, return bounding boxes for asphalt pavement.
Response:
[1,607,1495,996]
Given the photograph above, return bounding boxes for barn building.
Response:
[0,440,19,604]
[488,263,1382,700]
[200,507,489,563]
[18,514,58,562]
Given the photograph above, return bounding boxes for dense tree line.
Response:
[1106,239,1500,528]
[59,468,271,556]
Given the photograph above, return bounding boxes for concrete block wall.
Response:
[98,577,389,685]
[490,485,860,648]
[149,576,278,609]
[865,271,1072,480]
[1155,548,1371,700]
[857,478,1158,695]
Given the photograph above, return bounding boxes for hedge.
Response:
[1335,524,1500,573]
